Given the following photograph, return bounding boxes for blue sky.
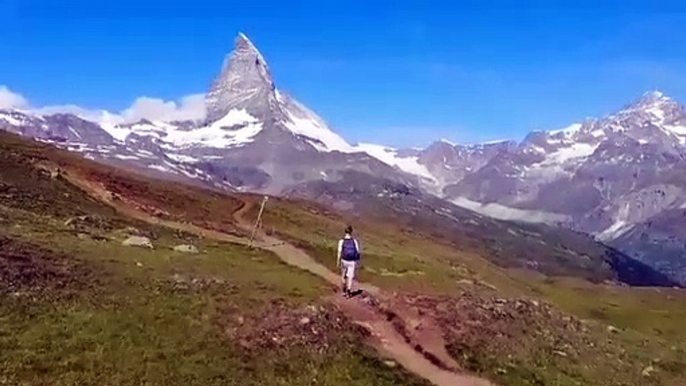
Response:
[3,0,686,147]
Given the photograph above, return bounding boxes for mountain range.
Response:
[2,32,686,285]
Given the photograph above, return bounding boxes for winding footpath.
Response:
[72,175,495,386]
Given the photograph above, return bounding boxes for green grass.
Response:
[531,276,686,343]
[0,208,430,386]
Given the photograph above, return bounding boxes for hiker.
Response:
[337,225,361,297]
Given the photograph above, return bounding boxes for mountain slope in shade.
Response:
[283,169,677,287]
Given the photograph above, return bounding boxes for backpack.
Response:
[341,238,360,261]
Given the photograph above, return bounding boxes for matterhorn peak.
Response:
[236,32,252,45]
[205,32,276,123]
[235,32,264,60]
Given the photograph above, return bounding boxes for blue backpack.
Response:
[341,238,360,261]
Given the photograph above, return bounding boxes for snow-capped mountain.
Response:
[444,91,686,223]
[442,91,686,283]
[0,33,432,194]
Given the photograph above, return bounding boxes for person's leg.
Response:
[341,263,348,294]
[346,261,356,293]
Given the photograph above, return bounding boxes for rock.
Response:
[642,365,655,377]
[123,236,153,249]
[607,325,621,334]
[383,360,397,368]
[173,244,199,254]
[299,317,311,325]
[135,261,143,267]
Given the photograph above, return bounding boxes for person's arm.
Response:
[354,239,361,269]
[336,239,342,267]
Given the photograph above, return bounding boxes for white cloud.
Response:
[0,86,29,109]
[1,85,207,124]
[121,94,206,122]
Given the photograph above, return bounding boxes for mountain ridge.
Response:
[2,32,686,284]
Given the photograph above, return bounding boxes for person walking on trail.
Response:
[337,225,361,298]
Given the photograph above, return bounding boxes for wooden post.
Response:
[249,196,268,247]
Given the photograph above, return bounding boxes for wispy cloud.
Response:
[0,86,29,109]
[1,85,207,123]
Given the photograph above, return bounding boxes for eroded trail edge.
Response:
[73,178,495,386]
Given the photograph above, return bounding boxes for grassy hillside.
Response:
[2,131,686,386]
[0,132,428,385]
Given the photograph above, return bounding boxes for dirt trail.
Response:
[235,202,382,293]
[71,177,495,386]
